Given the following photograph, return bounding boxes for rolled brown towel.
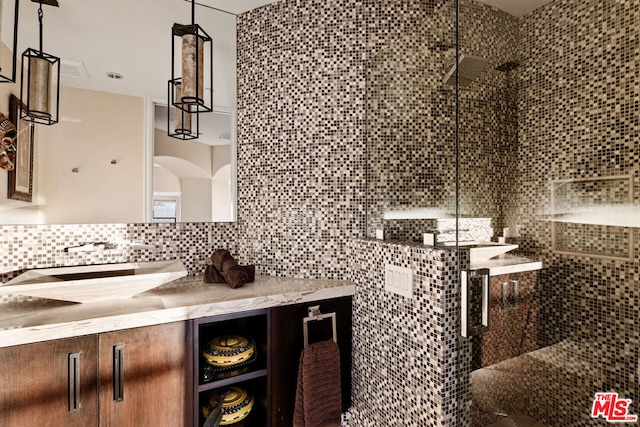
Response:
[211,249,234,272]
[242,265,255,283]
[204,265,225,284]
[221,266,249,289]
[206,249,256,288]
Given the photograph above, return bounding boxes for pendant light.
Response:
[168,78,199,140]
[0,0,20,83]
[170,0,213,116]
[20,0,60,126]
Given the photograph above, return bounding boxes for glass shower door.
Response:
[456,0,639,426]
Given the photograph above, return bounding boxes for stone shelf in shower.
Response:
[471,254,542,275]
[382,208,456,220]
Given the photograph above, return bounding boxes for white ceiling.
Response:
[7,0,239,105]
[476,0,553,17]
[196,0,277,15]
[5,0,554,105]
[220,0,554,17]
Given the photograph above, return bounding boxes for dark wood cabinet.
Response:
[269,296,352,427]
[0,335,99,426]
[0,296,352,427]
[0,321,191,427]
[99,322,192,427]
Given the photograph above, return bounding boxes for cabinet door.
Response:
[98,322,192,427]
[0,335,99,427]
[269,297,352,427]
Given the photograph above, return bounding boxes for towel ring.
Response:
[303,305,337,348]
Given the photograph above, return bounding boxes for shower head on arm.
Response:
[443,54,489,87]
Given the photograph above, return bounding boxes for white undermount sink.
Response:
[438,241,519,261]
[0,260,187,303]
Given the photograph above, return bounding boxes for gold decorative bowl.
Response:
[202,386,254,425]
[202,335,256,368]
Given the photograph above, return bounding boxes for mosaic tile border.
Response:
[0,222,238,283]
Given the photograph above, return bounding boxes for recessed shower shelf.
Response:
[550,175,636,261]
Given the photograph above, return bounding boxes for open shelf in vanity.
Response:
[192,309,270,427]
[189,296,353,427]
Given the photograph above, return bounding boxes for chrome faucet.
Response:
[130,240,157,250]
[64,241,117,253]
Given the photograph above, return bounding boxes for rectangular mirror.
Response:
[0,0,237,224]
[153,103,237,223]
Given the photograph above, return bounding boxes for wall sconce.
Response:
[170,0,213,115]
[20,0,60,126]
[0,0,20,83]
[168,78,199,140]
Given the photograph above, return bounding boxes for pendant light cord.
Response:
[38,1,44,53]
[191,0,195,25]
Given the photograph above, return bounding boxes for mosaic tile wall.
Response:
[366,0,520,241]
[347,239,466,426]
[0,222,238,284]
[235,0,451,280]
[365,4,457,237]
[511,0,640,425]
[2,0,448,282]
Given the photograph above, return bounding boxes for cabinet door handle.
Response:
[113,344,124,402]
[68,353,80,412]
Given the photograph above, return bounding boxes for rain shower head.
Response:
[443,54,489,87]
[496,61,520,72]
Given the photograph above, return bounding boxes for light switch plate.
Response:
[384,264,413,298]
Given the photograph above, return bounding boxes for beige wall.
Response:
[153,128,232,222]
[35,86,145,224]
[154,129,212,177]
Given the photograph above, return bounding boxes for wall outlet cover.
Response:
[384,264,413,298]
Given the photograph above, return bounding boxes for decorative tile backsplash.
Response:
[0,222,238,282]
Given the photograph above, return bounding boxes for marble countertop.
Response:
[0,275,355,348]
[471,254,543,275]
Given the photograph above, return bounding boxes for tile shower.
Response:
[1,1,638,427]
[359,0,638,426]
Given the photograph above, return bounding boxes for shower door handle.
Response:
[461,268,490,338]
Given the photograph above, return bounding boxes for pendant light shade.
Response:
[169,0,213,123]
[168,78,199,140]
[20,0,60,125]
[0,0,20,83]
[171,23,212,114]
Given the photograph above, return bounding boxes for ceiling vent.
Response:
[60,59,90,79]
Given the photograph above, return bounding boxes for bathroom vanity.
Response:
[0,275,354,427]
